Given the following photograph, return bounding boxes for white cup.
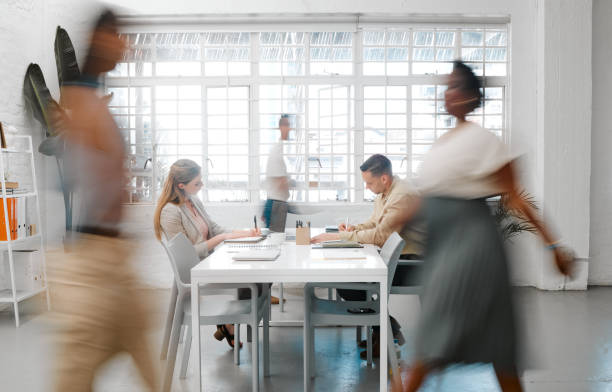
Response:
[268,232,286,245]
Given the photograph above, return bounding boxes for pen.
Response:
[345,217,349,229]
[254,215,257,230]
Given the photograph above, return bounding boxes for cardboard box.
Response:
[296,227,311,245]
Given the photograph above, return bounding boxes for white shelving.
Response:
[0,135,50,327]
[0,286,48,303]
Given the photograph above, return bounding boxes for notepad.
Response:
[311,240,363,249]
[231,249,280,261]
[224,236,265,244]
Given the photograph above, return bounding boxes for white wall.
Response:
[535,0,592,289]
[0,0,108,250]
[589,0,612,285]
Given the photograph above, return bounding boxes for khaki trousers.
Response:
[50,234,159,392]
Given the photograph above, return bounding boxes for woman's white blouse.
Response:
[416,121,514,199]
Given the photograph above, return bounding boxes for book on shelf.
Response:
[1,182,18,189]
[2,188,29,195]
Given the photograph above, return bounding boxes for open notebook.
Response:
[231,248,281,261]
[224,236,265,244]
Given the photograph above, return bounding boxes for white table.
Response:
[191,236,389,392]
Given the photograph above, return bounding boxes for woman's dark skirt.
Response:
[415,197,518,371]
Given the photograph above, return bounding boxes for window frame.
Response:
[106,25,509,204]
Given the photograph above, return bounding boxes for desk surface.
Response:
[191,233,387,283]
[189,229,390,392]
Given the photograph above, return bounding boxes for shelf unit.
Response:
[0,135,50,327]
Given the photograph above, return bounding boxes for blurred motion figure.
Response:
[50,10,159,392]
[396,61,573,392]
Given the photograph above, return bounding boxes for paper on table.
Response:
[232,249,280,261]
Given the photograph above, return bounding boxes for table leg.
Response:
[380,279,388,392]
[192,280,201,392]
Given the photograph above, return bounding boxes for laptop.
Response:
[268,200,289,233]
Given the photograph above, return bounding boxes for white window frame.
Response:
[106,21,509,205]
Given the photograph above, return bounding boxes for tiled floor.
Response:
[0,286,610,391]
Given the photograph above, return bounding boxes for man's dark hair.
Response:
[360,154,392,177]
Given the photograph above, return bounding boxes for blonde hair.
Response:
[153,159,201,241]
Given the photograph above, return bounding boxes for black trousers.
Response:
[336,255,423,335]
[237,283,271,299]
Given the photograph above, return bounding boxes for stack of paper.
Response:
[231,249,280,261]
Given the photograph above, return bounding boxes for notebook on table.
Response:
[231,249,281,261]
[311,240,363,249]
[224,236,265,244]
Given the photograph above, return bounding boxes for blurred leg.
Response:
[161,283,178,359]
[494,365,524,392]
[54,314,115,391]
[402,361,429,392]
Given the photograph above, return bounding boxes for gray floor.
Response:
[0,286,610,391]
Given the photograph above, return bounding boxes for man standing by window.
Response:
[261,114,294,305]
[262,114,293,230]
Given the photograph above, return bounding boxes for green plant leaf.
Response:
[54,26,80,89]
[496,190,540,241]
[23,63,54,136]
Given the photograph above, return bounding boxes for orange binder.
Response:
[0,198,16,241]
[11,199,16,240]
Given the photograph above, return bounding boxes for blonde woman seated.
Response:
[154,159,260,348]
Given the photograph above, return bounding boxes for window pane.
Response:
[462,31,483,46]
[364,31,384,45]
[414,31,434,46]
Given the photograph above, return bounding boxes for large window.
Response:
[106,24,508,203]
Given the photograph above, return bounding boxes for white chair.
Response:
[161,233,270,392]
[303,232,405,391]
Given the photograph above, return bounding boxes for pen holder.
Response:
[295,227,311,245]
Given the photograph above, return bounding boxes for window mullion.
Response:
[201,33,209,202]
[250,32,260,203]
[304,33,311,203]
[354,30,365,202]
